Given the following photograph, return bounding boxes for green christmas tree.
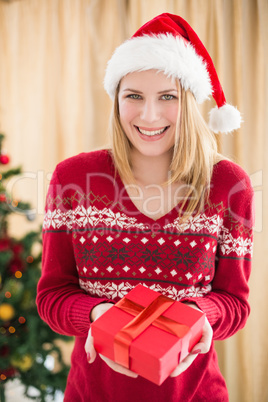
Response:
[0,133,71,401]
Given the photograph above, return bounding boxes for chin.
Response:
[137,146,174,158]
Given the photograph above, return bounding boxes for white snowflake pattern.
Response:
[163,213,223,236]
[43,206,148,231]
[219,229,253,257]
[43,209,73,230]
[75,205,99,227]
[163,213,252,258]
[79,280,212,301]
[103,282,133,299]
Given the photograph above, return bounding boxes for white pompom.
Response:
[208,104,242,134]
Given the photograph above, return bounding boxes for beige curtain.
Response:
[0,1,267,401]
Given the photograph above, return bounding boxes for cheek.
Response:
[119,103,137,127]
[165,104,179,124]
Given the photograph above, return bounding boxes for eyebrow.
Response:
[122,88,178,94]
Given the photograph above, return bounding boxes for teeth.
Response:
[138,127,166,136]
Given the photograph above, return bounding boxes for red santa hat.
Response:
[104,13,241,134]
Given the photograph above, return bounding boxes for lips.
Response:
[135,126,168,137]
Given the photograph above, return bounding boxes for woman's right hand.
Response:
[84,303,138,378]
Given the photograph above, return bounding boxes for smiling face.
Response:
[118,70,179,159]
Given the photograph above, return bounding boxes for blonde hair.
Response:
[110,80,222,219]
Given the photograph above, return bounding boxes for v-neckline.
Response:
[106,151,224,226]
[113,165,183,225]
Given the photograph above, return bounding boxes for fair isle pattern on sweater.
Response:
[43,205,149,231]
[43,203,216,300]
[43,206,253,257]
[42,151,253,302]
[78,280,212,301]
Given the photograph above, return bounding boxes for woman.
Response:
[37,13,254,401]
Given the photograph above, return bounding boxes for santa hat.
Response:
[104,13,241,134]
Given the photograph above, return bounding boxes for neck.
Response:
[130,148,173,186]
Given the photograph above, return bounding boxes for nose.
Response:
[140,99,160,123]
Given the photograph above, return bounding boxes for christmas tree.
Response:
[0,133,71,401]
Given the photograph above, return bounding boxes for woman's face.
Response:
[118,70,179,158]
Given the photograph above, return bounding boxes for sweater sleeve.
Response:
[184,164,255,340]
[36,166,110,337]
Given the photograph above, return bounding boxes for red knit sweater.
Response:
[37,150,254,402]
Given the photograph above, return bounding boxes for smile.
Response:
[135,126,168,136]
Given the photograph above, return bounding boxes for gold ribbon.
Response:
[114,294,190,368]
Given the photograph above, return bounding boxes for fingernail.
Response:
[191,349,201,355]
[87,352,91,362]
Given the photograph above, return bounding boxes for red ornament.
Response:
[0,193,7,203]
[12,243,24,255]
[0,366,17,381]
[0,154,10,164]
[0,238,10,251]
[9,258,25,275]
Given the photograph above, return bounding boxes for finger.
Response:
[170,353,198,377]
[191,318,213,354]
[84,328,97,363]
[100,354,138,378]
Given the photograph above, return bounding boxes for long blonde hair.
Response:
[110,79,222,219]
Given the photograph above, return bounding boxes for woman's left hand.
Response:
[170,303,213,377]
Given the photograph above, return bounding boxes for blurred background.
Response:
[0,0,267,401]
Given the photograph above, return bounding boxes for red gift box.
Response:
[91,284,205,385]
